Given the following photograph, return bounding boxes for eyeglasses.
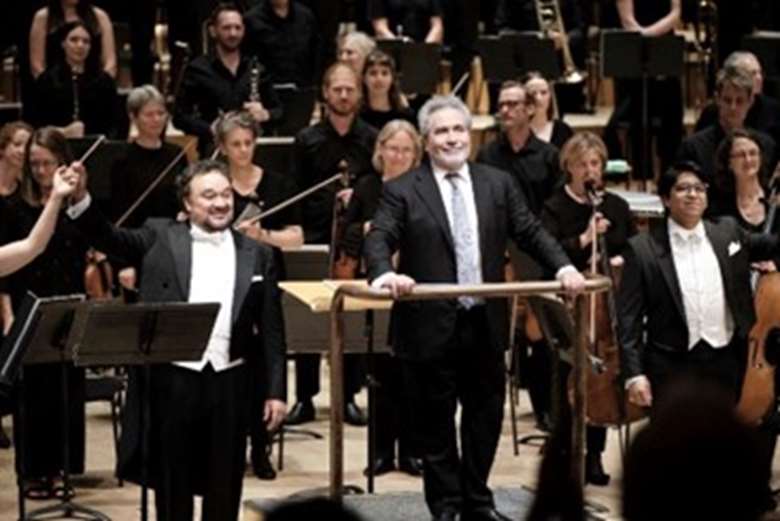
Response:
[497,99,524,110]
[730,149,760,160]
[672,182,708,195]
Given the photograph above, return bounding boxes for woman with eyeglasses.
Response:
[710,129,774,234]
[341,120,424,477]
[360,51,416,131]
[0,127,91,500]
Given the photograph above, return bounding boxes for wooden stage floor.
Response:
[1,362,779,521]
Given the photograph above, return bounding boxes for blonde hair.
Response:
[559,131,607,176]
[372,120,423,172]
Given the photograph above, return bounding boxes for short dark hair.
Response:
[176,159,230,205]
[209,2,242,26]
[657,161,705,198]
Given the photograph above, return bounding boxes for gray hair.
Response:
[126,84,166,116]
[715,66,754,98]
[724,51,760,72]
[372,119,423,172]
[338,31,376,59]
[417,95,472,138]
[214,110,257,143]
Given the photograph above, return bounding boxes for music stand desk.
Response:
[280,280,392,314]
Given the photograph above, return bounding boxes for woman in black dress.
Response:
[523,71,574,150]
[111,85,188,293]
[215,110,302,480]
[0,127,91,498]
[30,20,118,138]
[341,119,425,476]
[360,50,416,131]
[540,131,636,486]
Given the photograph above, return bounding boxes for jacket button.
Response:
[162,283,169,289]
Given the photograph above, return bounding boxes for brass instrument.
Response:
[693,0,718,94]
[248,56,264,136]
[535,0,585,84]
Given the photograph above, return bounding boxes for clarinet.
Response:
[72,71,80,122]
[248,56,264,136]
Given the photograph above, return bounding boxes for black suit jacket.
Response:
[618,217,779,379]
[364,161,571,360]
[72,203,286,485]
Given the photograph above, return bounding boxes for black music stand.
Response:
[744,32,780,80]
[7,294,111,521]
[601,30,684,188]
[477,33,559,82]
[377,39,442,94]
[272,85,317,136]
[70,301,219,521]
[253,137,294,176]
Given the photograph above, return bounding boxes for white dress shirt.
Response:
[176,224,241,372]
[668,219,734,349]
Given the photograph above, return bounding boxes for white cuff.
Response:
[66,193,92,219]
[371,271,395,289]
[554,264,578,281]
[625,375,647,390]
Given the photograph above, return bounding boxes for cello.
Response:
[577,183,646,427]
[737,181,780,425]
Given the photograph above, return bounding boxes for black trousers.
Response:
[401,306,504,516]
[294,353,363,401]
[153,364,249,521]
[374,353,418,460]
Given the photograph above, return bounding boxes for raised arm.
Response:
[0,164,77,276]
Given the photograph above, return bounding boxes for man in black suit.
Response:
[67,160,287,521]
[364,95,585,521]
[619,161,780,408]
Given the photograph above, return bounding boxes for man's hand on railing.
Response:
[558,269,587,295]
[379,273,416,299]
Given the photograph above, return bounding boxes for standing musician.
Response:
[476,80,562,217]
[110,85,189,294]
[364,95,585,521]
[677,67,777,184]
[173,3,281,154]
[0,128,91,500]
[540,132,637,486]
[29,20,118,138]
[67,159,287,521]
[215,110,303,479]
[340,119,424,477]
[617,161,780,512]
[694,52,780,137]
[286,61,378,427]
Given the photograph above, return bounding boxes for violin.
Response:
[575,184,646,426]
[329,160,359,279]
[737,182,780,425]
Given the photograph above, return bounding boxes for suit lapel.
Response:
[704,220,735,309]
[413,164,454,252]
[169,224,192,298]
[649,223,686,322]
[469,164,490,259]
[231,231,256,325]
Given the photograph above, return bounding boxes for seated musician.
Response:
[360,51,417,131]
[523,72,574,150]
[29,20,118,138]
[337,31,377,76]
[540,132,636,486]
[617,161,780,512]
[215,110,303,479]
[341,119,424,477]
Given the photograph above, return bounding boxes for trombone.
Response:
[535,0,585,84]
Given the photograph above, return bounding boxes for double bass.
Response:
[577,184,646,426]
[737,183,780,425]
